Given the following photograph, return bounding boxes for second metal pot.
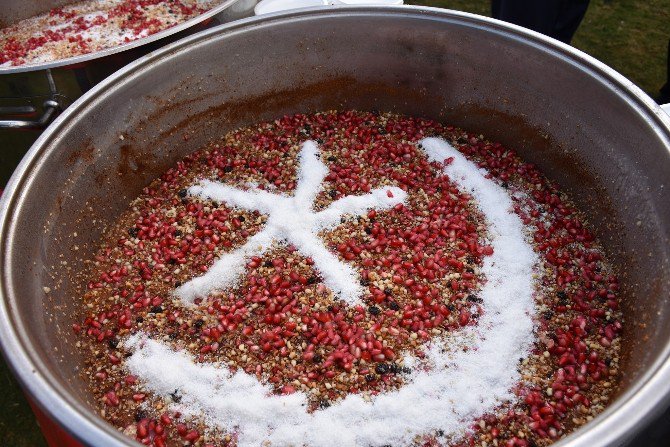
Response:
[0,0,257,183]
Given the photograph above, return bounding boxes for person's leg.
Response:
[552,0,591,44]
[491,0,501,18]
[491,0,562,37]
[658,39,670,104]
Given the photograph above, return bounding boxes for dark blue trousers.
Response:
[658,39,670,104]
[491,0,590,44]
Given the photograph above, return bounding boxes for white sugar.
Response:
[315,186,406,231]
[294,140,330,207]
[127,137,538,446]
[176,140,406,306]
[175,230,276,304]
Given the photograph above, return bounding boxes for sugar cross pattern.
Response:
[175,140,408,306]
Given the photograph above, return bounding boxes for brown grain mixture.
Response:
[74,110,622,447]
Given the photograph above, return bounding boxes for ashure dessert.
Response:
[0,0,223,67]
[74,111,622,447]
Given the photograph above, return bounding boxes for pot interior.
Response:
[2,7,670,446]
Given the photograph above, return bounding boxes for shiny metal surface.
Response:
[0,6,669,447]
[0,70,61,130]
[0,105,37,115]
[0,99,60,129]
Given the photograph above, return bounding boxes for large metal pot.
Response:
[0,0,257,184]
[1,6,669,447]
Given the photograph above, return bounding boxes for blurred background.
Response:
[1,0,669,445]
[418,0,669,98]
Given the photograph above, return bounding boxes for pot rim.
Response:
[1,6,670,446]
[0,0,243,75]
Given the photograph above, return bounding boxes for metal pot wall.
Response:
[0,0,258,184]
[1,6,669,447]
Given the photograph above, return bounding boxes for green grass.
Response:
[410,0,670,97]
[573,0,669,96]
[0,360,47,446]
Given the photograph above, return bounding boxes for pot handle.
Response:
[0,69,61,130]
[0,99,61,130]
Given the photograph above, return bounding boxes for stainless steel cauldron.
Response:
[1,6,669,447]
